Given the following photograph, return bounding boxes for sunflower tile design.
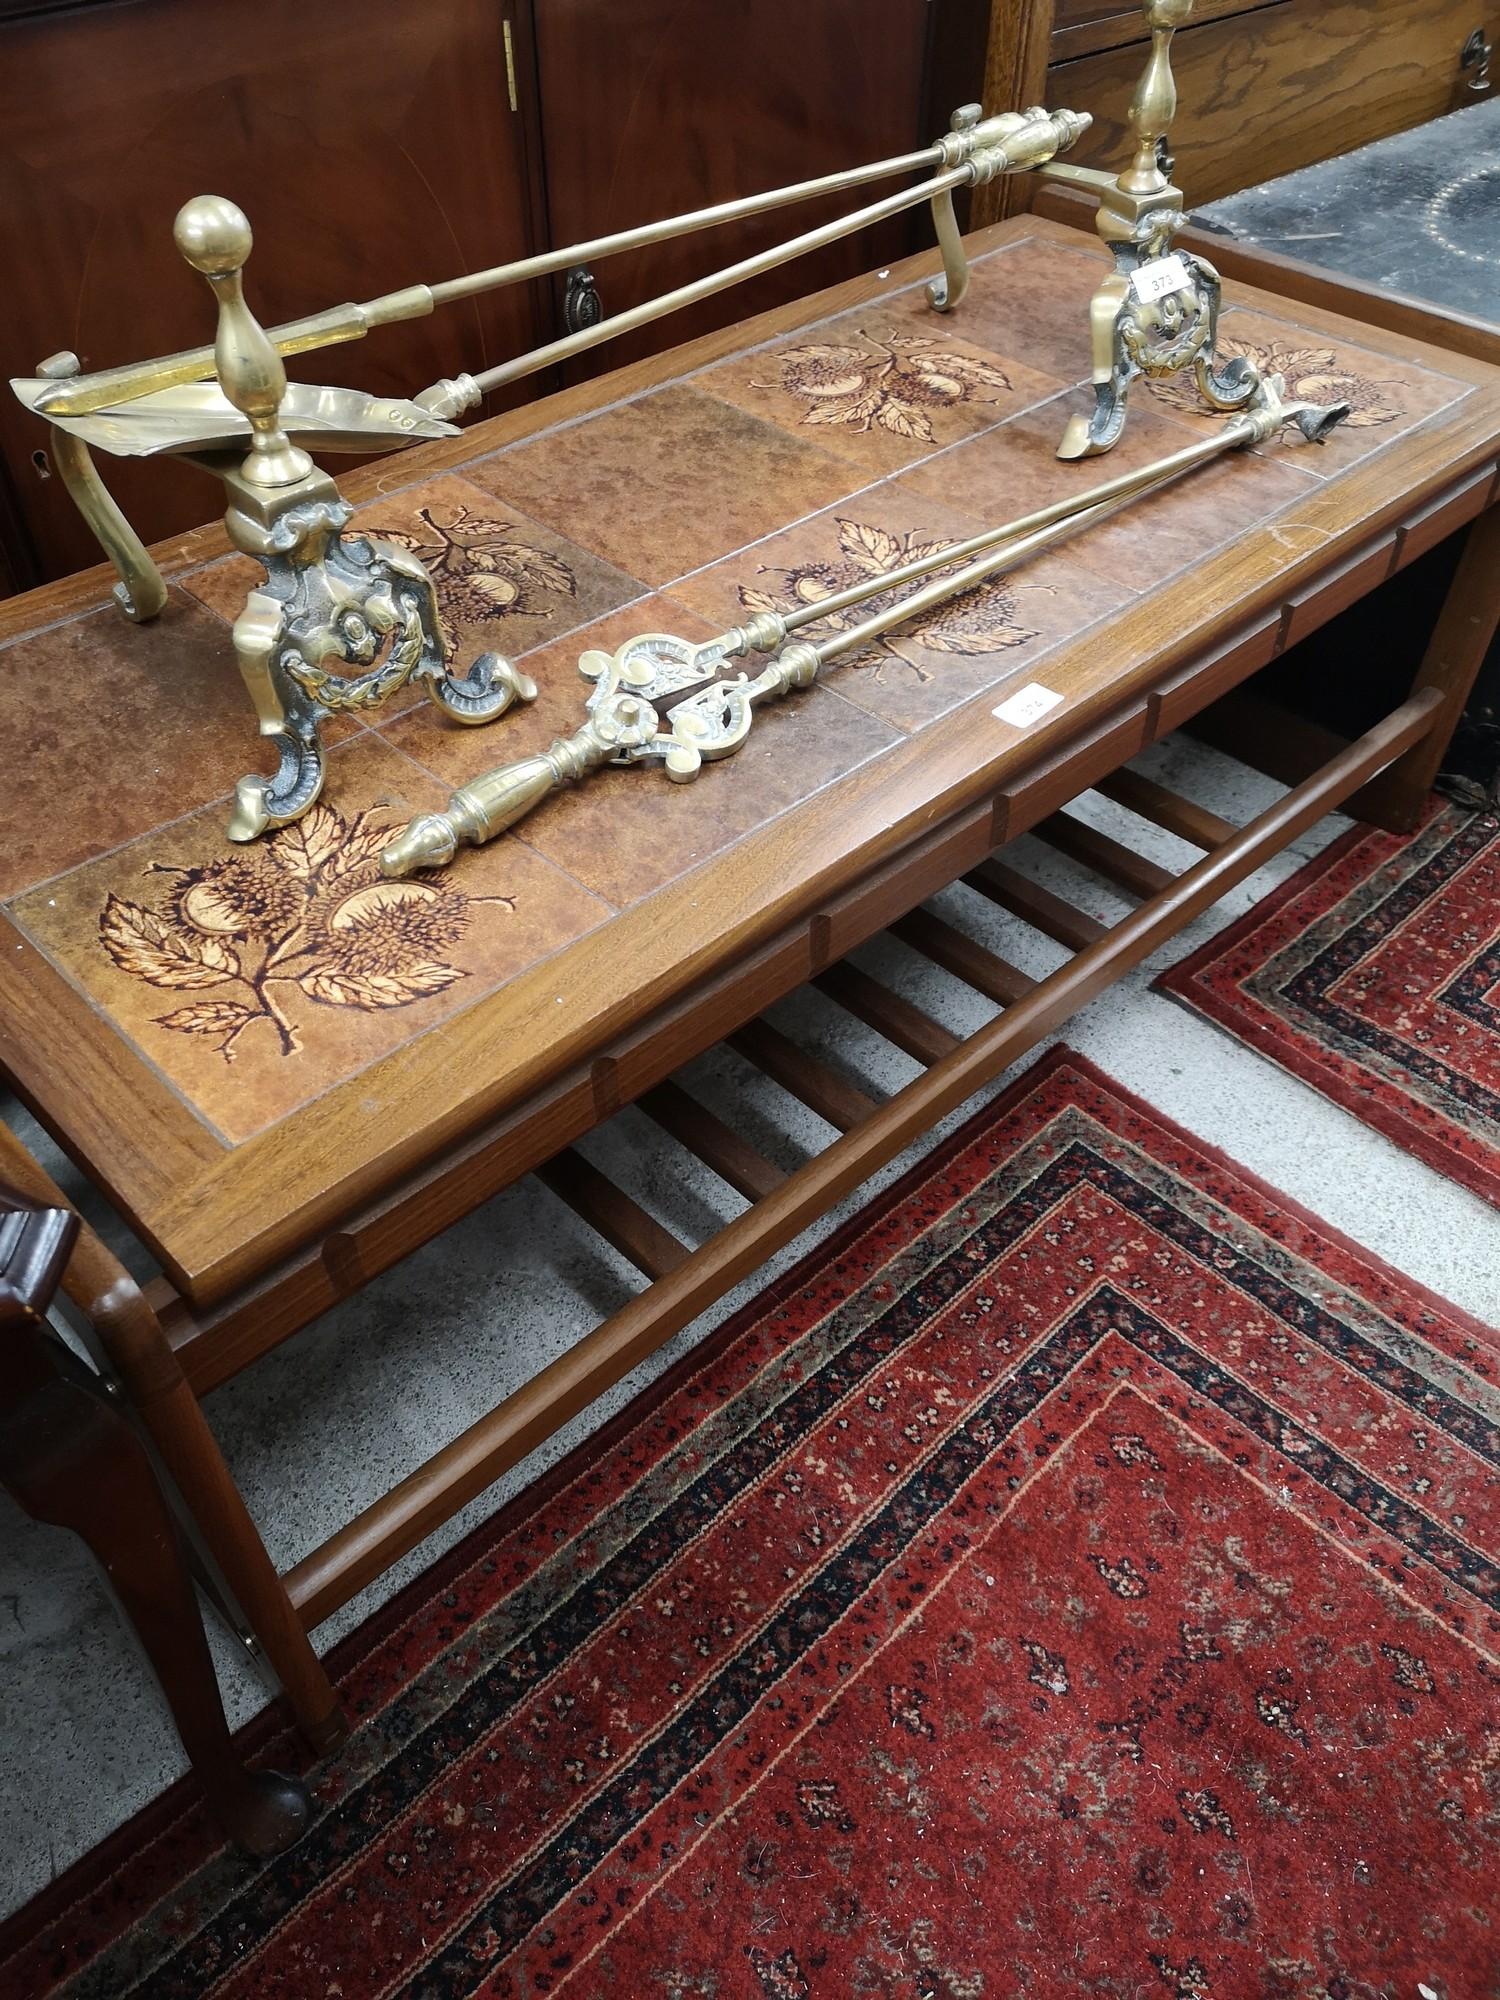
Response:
[1145,307,1468,474]
[664,482,1132,732]
[180,472,645,719]
[698,305,1058,474]
[10,733,610,1143]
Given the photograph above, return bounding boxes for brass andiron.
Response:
[1034,0,1260,459]
[172,200,536,839]
[11,105,1091,839]
[379,375,1350,879]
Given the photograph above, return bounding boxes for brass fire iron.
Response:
[378,375,1351,880]
[12,0,1255,837]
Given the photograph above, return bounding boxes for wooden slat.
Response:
[814,962,960,1067]
[283,689,1442,1628]
[728,1021,878,1133]
[1094,769,1237,851]
[637,1082,786,1204]
[535,1150,688,1281]
[1033,811,1178,900]
[888,907,1035,1007]
[963,858,1108,952]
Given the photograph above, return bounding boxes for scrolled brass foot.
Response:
[1057,384,1131,461]
[424,652,538,725]
[227,729,326,842]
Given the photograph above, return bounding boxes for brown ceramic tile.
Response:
[918,235,1106,389]
[695,303,1061,478]
[385,598,902,907]
[467,386,858,589]
[1145,305,1469,475]
[180,472,646,722]
[662,480,1133,733]
[896,389,1318,594]
[10,732,609,1145]
[0,588,359,902]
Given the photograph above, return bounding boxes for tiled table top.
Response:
[0,221,1490,1289]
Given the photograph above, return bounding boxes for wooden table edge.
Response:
[3,217,1498,1302]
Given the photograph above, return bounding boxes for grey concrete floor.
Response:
[2,732,1496,1922]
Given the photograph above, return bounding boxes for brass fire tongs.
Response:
[379,373,1350,878]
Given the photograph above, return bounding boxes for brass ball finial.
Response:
[174,193,312,489]
[173,196,254,279]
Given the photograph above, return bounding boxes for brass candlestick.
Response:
[1035,0,1260,458]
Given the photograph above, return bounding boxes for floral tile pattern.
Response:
[179,473,645,720]
[0,231,1480,1159]
[10,733,610,1143]
[1147,306,1468,474]
[898,389,1319,594]
[697,305,1057,474]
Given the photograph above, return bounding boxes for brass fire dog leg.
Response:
[170,197,535,841]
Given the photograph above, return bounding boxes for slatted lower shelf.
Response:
[282,690,1439,1627]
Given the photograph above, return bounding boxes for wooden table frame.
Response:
[3,214,1498,1761]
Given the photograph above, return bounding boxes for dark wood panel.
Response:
[1051,0,1284,62]
[1047,0,1500,204]
[532,0,987,380]
[0,0,550,584]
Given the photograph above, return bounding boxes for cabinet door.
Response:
[530,0,988,380]
[0,0,550,587]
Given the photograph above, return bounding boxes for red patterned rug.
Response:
[4,1050,1498,2000]
[1159,799,1500,1210]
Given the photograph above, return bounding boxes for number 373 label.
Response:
[1130,252,1193,305]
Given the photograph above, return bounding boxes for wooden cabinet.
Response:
[533,0,986,379]
[0,0,984,592]
[0,0,551,588]
[1045,0,1500,206]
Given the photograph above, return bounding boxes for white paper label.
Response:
[992,683,1064,728]
[1131,253,1193,305]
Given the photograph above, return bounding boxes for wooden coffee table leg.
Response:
[0,1194,310,1857]
[0,1122,347,1757]
[1353,501,1500,831]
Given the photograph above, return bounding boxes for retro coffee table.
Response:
[3,215,1498,1806]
